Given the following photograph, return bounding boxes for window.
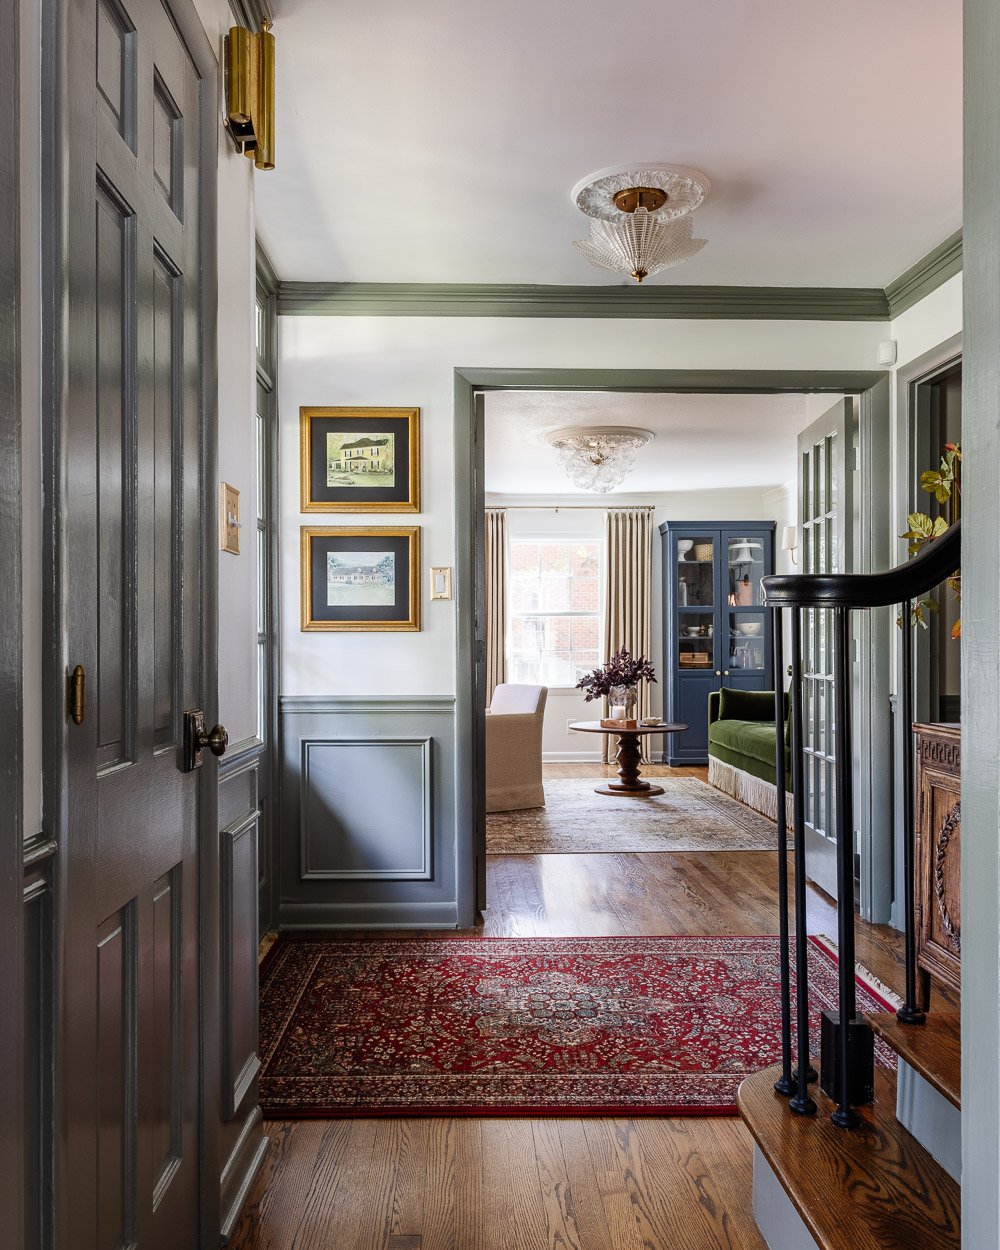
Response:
[508,539,602,686]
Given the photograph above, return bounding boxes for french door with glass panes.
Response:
[797,400,852,899]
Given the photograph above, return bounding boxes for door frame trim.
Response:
[0,0,23,1237]
[40,0,221,1241]
[890,333,962,930]
[455,368,890,928]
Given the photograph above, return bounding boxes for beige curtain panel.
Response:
[602,507,654,763]
[485,508,508,704]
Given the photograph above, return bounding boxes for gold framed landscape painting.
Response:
[301,526,421,632]
[300,406,420,513]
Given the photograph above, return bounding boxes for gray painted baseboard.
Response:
[219,1105,269,1244]
[279,900,462,929]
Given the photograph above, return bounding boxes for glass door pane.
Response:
[728,611,766,672]
[677,611,714,670]
[726,535,766,606]
[676,534,716,607]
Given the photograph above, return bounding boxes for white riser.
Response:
[896,1059,962,1182]
[752,1145,820,1250]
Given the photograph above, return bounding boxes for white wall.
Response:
[193,0,260,747]
[278,314,886,705]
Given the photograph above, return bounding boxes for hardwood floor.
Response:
[229,764,945,1250]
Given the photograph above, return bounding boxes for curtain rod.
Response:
[487,504,655,512]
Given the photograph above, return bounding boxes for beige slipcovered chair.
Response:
[485,684,548,813]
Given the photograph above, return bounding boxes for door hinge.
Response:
[67,665,86,725]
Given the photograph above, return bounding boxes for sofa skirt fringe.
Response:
[707,757,795,826]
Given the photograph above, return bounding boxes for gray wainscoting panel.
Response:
[221,810,261,1120]
[280,696,458,928]
[216,754,267,1235]
[301,737,432,880]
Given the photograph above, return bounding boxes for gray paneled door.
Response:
[61,0,209,1244]
[797,399,852,899]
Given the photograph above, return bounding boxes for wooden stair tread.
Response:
[867,1011,960,1109]
[738,1064,960,1250]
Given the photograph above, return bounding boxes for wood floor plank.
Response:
[583,1119,671,1250]
[387,1119,429,1240]
[529,1118,586,1250]
[552,1122,618,1250]
[480,1120,552,1249]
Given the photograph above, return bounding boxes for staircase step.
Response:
[867,1011,960,1109]
[738,1064,960,1250]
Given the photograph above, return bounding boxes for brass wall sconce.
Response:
[224,18,275,171]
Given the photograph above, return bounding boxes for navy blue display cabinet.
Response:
[659,521,776,765]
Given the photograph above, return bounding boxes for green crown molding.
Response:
[277,281,890,321]
[885,230,963,319]
[273,233,962,322]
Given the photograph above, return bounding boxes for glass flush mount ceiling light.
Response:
[571,164,710,283]
[546,426,654,493]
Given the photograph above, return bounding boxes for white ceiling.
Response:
[256,0,961,287]
[484,391,816,495]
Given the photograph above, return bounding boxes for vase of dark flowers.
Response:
[576,647,656,721]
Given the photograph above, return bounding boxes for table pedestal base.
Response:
[595,731,663,798]
[594,781,665,798]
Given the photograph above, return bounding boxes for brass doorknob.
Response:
[198,724,229,756]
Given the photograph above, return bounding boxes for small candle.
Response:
[610,704,626,719]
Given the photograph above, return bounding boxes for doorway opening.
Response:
[457,369,893,928]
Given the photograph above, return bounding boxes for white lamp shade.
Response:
[781,526,797,551]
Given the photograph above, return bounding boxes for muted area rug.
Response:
[259,933,898,1118]
[486,777,776,854]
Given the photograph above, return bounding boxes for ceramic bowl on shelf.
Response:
[677,539,694,559]
[737,621,763,636]
[682,625,702,637]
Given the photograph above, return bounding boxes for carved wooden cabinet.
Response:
[914,723,961,999]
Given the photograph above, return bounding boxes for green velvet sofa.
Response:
[707,687,793,823]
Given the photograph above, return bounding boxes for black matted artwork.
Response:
[300,406,420,513]
[300,526,421,632]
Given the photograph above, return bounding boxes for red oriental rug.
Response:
[258,933,898,1118]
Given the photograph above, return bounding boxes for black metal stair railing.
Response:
[762,520,961,1128]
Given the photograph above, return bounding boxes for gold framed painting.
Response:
[300,526,421,632]
[300,406,420,513]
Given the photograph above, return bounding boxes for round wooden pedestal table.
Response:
[568,720,688,797]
